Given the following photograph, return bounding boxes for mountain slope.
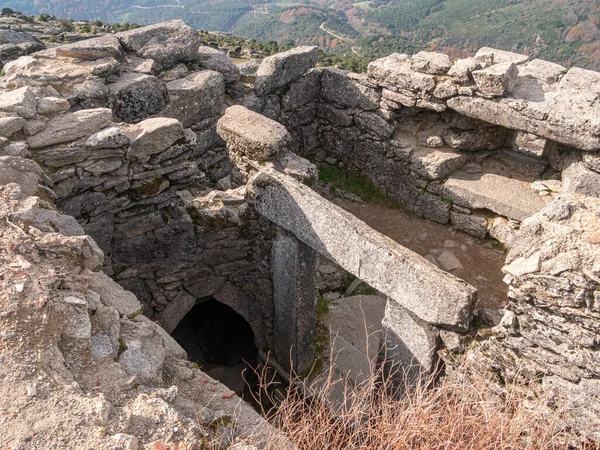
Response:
[2,0,599,69]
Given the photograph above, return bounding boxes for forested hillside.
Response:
[2,0,600,70]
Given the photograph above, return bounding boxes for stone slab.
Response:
[380,300,439,383]
[26,108,112,149]
[443,171,546,221]
[55,35,122,61]
[249,170,477,331]
[271,228,317,373]
[447,96,600,151]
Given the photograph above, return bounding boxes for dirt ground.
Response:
[334,199,508,310]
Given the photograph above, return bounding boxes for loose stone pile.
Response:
[1,17,600,444]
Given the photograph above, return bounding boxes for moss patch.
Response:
[117,338,128,357]
[318,164,402,209]
[130,178,165,200]
[316,296,329,317]
[186,207,232,231]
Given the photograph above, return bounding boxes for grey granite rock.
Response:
[254,46,318,96]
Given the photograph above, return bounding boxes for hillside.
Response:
[1,0,599,69]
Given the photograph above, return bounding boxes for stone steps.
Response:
[442,171,547,221]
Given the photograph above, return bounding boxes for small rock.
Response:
[323,292,340,300]
[436,250,463,271]
[26,383,37,397]
[112,433,138,450]
[36,97,70,115]
[86,126,130,149]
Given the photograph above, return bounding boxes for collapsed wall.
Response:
[1,17,600,442]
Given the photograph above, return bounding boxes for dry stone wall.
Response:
[0,20,280,354]
[232,43,600,434]
[2,20,600,438]
[238,47,600,243]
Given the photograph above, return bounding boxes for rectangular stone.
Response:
[271,228,317,373]
[443,171,545,221]
[379,300,439,384]
[250,170,477,331]
[447,96,600,151]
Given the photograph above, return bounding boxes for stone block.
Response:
[562,161,600,198]
[433,80,458,99]
[117,317,165,384]
[450,211,487,238]
[238,59,261,82]
[254,46,318,96]
[0,116,25,137]
[117,20,200,69]
[0,155,42,197]
[217,105,291,160]
[415,192,450,224]
[87,271,142,317]
[475,47,530,65]
[109,73,168,123]
[380,301,439,384]
[495,149,549,178]
[367,53,436,93]
[282,69,320,111]
[317,103,353,126]
[472,62,518,97]
[443,172,545,221]
[86,126,130,149]
[447,96,600,152]
[583,153,600,174]
[196,46,240,84]
[410,51,452,75]
[354,111,394,139]
[560,67,600,94]
[442,126,510,151]
[448,57,482,84]
[321,68,379,110]
[513,131,553,157]
[36,97,70,115]
[382,88,416,107]
[409,147,468,180]
[0,86,36,119]
[161,70,225,127]
[152,290,197,334]
[126,117,185,162]
[519,59,567,84]
[55,35,122,61]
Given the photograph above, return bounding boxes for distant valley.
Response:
[2,0,600,69]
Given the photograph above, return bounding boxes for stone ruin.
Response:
[1,19,600,445]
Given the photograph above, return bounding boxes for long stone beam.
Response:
[248,169,477,331]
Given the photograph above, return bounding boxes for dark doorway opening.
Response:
[171,298,258,397]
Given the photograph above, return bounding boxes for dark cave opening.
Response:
[171,298,258,396]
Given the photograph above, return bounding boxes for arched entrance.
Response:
[171,298,258,395]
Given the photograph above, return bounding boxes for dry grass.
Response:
[248,354,591,450]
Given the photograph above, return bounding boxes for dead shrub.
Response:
[248,353,593,450]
